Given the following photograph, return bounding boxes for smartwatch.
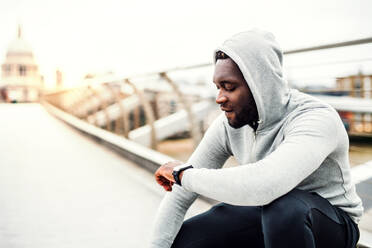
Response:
[172,164,193,186]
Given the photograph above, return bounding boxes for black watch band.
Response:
[172,165,193,186]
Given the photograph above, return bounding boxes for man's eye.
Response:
[222,82,234,91]
[225,86,235,91]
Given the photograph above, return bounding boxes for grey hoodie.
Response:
[150,30,363,248]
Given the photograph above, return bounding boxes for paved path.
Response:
[0,104,210,248]
[1,103,372,247]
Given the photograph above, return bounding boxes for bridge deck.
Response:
[0,104,210,248]
[1,103,372,247]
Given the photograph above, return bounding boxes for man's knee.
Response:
[171,204,228,248]
[172,203,263,248]
[262,190,311,238]
[261,190,353,248]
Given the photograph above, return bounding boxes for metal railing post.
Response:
[105,84,130,138]
[159,72,201,148]
[124,79,157,149]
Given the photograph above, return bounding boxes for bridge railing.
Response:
[42,65,217,151]
[43,36,372,147]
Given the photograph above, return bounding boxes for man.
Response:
[150,30,363,248]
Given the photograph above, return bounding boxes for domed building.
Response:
[1,25,43,102]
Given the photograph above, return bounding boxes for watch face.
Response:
[172,170,178,178]
[172,164,192,186]
[172,168,181,185]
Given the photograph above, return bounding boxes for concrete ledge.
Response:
[43,101,218,206]
[42,101,174,173]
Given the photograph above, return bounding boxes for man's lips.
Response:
[221,108,234,118]
[221,108,233,112]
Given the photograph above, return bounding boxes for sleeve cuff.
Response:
[181,168,195,191]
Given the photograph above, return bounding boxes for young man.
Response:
[151,30,363,248]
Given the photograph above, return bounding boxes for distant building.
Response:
[0,25,43,102]
[336,73,372,136]
[336,73,372,99]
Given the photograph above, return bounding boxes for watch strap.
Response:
[172,165,193,186]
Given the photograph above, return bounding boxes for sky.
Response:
[1,0,372,88]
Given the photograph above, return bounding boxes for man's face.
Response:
[213,58,258,129]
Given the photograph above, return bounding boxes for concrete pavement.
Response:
[1,103,371,247]
[0,104,210,247]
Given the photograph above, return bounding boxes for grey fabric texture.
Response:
[149,29,363,248]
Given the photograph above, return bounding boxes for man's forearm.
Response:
[149,186,197,247]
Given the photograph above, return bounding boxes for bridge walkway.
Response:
[0,104,210,248]
[1,103,372,247]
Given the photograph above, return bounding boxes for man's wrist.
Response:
[179,171,185,182]
[172,164,193,186]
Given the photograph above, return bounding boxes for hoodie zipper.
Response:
[251,129,258,162]
[251,119,262,162]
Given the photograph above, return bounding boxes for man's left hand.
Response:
[155,161,183,191]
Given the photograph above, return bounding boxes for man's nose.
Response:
[216,91,227,104]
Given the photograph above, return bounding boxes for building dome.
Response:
[1,25,43,94]
[4,25,36,65]
[6,38,34,56]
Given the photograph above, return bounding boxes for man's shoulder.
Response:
[288,91,340,120]
[284,91,345,133]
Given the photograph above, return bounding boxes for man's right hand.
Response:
[154,161,183,191]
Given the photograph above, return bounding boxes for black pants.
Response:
[171,189,359,248]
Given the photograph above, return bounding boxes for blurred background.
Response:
[1,0,372,247]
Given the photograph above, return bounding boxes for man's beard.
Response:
[227,104,257,129]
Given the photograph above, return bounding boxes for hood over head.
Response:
[215,29,291,131]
